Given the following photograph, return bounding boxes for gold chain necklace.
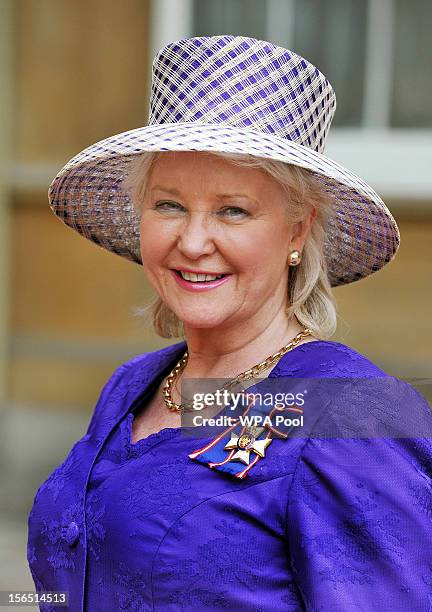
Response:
[162,328,312,414]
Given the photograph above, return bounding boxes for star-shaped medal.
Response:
[224,426,272,465]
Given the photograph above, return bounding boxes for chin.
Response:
[176,309,232,330]
[182,317,227,330]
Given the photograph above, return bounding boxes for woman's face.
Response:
[139,152,312,333]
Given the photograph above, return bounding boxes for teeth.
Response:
[179,271,224,282]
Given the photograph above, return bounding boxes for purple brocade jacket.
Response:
[27,340,432,611]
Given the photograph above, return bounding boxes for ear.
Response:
[290,207,317,251]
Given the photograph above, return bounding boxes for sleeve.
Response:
[286,378,432,612]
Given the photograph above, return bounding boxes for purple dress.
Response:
[27,340,432,611]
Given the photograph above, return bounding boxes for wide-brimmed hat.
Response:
[48,35,400,287]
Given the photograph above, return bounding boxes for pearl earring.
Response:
[288,250,302,266]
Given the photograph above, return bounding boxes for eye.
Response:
[153,200,185,213]
[217,206,250,219]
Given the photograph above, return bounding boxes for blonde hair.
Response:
[124,151,337,339]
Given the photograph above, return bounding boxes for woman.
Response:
[27,36,432,611]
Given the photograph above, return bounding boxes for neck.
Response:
[181,308,312,380]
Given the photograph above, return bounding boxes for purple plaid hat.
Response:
[48,35,400,286]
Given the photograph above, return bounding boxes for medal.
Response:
[223,426,272,465]
[189,420,275,478]
[188,377,306,479]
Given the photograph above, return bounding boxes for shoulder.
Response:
[275,339,389,378]
[274,339,431,437]
[86,341,186,434]
[122,340,187,376]
[306,339,390,377]
[105,340,187,388]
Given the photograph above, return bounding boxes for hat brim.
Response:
[48,122,400,287]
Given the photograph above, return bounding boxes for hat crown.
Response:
[149,35,336,154]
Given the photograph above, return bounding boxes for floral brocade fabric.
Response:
[27,340,432,611]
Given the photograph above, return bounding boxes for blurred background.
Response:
[0,0,431,595]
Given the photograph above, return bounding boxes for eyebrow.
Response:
[150,185,182,196]
[150,185,257,202]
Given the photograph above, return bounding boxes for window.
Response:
[391,0,432,127]
[150,0,432,199]
[194,0,267,41]
[192,0,432,128]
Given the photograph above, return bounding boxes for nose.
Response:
[176,211,217,259]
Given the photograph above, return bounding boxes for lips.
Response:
[176,270,226,282]
[170,269,232,292]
